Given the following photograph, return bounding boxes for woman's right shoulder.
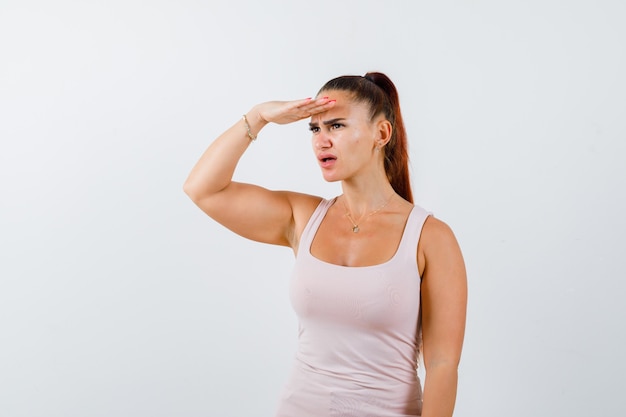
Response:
[283,192,325,248]
[286,192,324,222]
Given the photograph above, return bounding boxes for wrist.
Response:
[244,108,269,140]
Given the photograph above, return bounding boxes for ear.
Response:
[375,119,393,148]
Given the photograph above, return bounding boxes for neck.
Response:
[340,175,396,218]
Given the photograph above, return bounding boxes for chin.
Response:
[320,172,342,183]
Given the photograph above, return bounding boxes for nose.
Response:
[313,130,332,150]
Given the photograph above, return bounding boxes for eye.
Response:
[330,123,343,130]
[309,126,320,133]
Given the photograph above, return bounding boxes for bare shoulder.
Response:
[421,216,459,250]
[284,192,324,249]
[286,191,323,206]
[286,192,323,219]
[418,215,465,278]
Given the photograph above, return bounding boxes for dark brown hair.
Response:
[318,72,413,203]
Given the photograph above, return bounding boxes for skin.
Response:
[183,90,467,417]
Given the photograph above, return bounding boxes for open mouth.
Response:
[318,153,337,163]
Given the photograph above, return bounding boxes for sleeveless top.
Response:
[275,197,431,417]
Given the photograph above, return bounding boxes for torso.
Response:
[291,194,426,275]
[276,197,432,417]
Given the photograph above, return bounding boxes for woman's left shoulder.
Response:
[417,213,466,285]
[419,214,462,256]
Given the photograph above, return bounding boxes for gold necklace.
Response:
[341,193,395,233]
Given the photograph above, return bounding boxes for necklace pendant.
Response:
[352,225,360,233]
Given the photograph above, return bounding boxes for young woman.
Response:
[184,72,467,417]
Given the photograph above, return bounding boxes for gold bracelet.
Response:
[242,114,257,141]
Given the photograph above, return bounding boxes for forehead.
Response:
[310,89,370,123]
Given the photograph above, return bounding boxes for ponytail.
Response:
[318,72,413,203]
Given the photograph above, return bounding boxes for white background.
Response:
[1,1,625,416]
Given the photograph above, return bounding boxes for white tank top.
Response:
[276,197,431,417]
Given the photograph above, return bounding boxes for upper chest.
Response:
[308,203,414,268]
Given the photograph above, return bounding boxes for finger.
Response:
[282,97,318,117]
[300,99,335,115]
[286,97,318,111]
[295,95,331,108]
[297,96,333,110]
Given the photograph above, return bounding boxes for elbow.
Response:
[182,179,192,197]
[183,174,228,206]
[183,178,222,208]
[182,178,201,201]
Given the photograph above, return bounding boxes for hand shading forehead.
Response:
[310,90,370,124]
[316,89,353,105]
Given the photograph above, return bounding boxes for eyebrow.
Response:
[309,118,346,128]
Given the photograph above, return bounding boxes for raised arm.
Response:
[419,217,467,417]
[183,97,334,247]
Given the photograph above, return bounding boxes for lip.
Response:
[317,152,337,168]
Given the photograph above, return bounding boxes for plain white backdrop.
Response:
[1,1,624,416]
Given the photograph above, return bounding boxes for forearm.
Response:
[183,108,267,200]
[183,97,333,206]
[421,364,459,417]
